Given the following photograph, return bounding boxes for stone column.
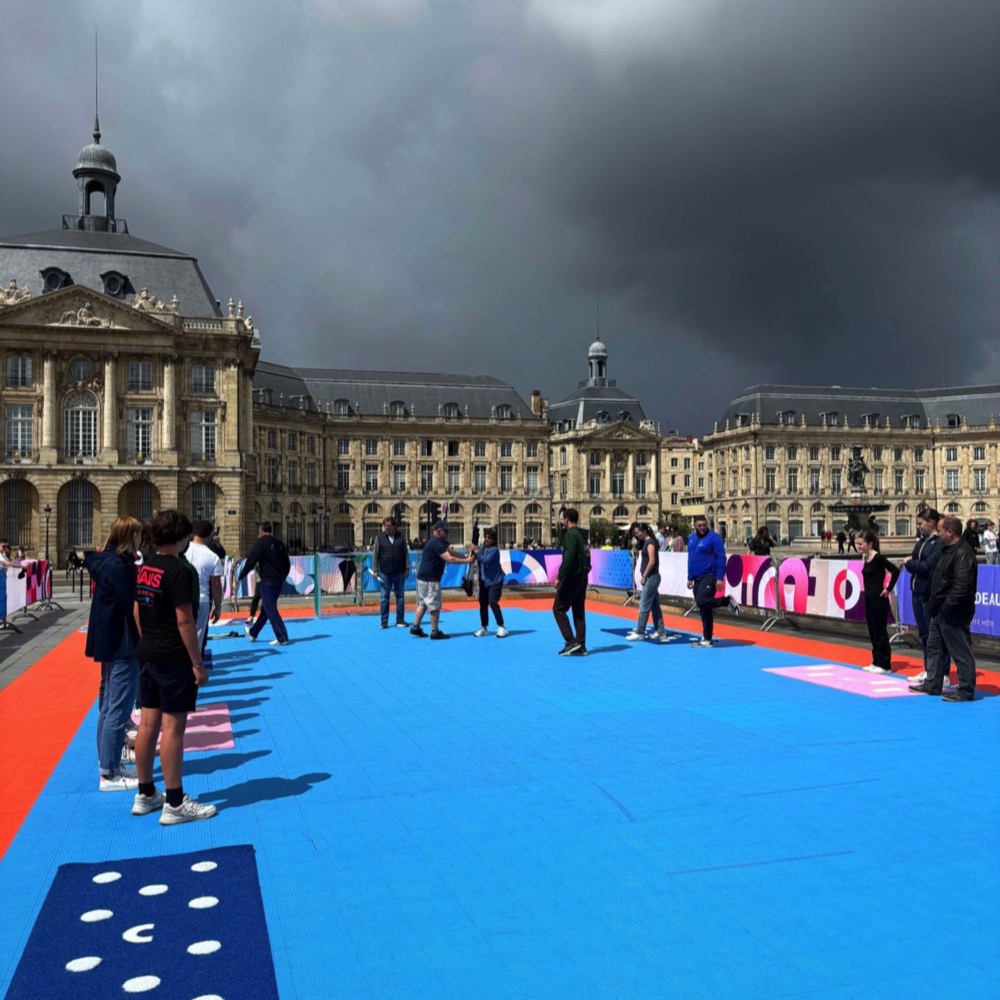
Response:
[42,352,57,459]
[162,355,177,460]
[102,353,117,457]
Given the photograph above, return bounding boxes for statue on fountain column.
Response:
[847,447,869,492]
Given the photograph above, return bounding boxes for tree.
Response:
[661,511,691,537]
[589,517,619,547]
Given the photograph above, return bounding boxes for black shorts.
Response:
[139,659,198,714]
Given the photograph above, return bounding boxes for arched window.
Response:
[613,504,628,519]
[389,400,407,418]
[364,502,381,516]
[637,506,650,517]
[499,502,515,515]
[590,506,604,516]
[765,502,780,514]
[64,390,98,459]
[473,502,490,516]
[945,502,961,513]
[525,503,542,515]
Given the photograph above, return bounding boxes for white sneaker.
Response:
[496,627,509,638]
[131,790,165,816]
[474,627,489,637]
[159,795,217,825]
[862,664,891,674]
[269,638,290,646]
[100,774,139,792]
[244,624,256,642]
[911,670,928,684]
[942,675,955,689]
[121,746,136,765]
[691,638,714,648]
[728,597,740,616]
[625,630,645,641]
[124,728,138,749]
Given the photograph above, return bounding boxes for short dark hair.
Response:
[383,516,396,527]
[150,510,193,546]
[916,507,940,522]
[192,519,214,539]
[693,514,708,523]
[561,508,579,524]
[259,521,273,534]
[940,515,963,536]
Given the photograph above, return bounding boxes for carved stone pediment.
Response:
[0,287,177,333]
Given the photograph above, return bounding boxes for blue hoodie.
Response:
[84,549,139,663]
[475,545,506,588]
[687,529,727,580]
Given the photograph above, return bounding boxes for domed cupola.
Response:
[71,116,122,232]
[587,335,608,386]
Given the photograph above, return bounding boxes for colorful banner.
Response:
[896,564,1000,638]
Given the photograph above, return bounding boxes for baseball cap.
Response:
[432,520,450,533]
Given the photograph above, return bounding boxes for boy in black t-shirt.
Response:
[132,509,217,825]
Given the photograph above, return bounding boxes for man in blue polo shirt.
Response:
[687,515,739,647]
[410,521,475,640]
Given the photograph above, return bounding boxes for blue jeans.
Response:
[97,656,139,777]
[249,578,288,643]
[379,572,407,624]
[636,573,663,632]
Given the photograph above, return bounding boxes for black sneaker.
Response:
[410,625,427,638]
[908,681,942,695]
[380,621,389,629]
[430,630,450,640]
[941,689,974,702]
[558,641,580,655]
[567,645,588,656]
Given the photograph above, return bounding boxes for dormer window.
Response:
[496,404,512,421]
[946,413,961,428]
[861,412,880,427]
[442,402,460,419]
[596,410,610,423]
[736,413,751,427]
[100,270,132,299]
[820,411,840,426]
[776,409,795,425]
[40,267,73,292]
[333,399,351,416]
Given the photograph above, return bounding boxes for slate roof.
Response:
[0,228,222,317]
[253,361,542,421]
[718,384,1000,429]
[548,384,648,428]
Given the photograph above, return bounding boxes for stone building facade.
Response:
[547,336,662,534]
[0,123,260,561]
[248,363,550,550]
[702,385,1000,543]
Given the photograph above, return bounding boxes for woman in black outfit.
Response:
[856,529,900,674]
[747,526,776,556]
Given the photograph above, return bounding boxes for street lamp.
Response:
[43,504,52,562]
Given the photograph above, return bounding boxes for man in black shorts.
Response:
[132,509,217,825]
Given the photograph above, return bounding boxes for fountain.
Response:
[827,446,890,532]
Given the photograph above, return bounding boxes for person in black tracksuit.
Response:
[856,530,900,674]
[238,521,291,646]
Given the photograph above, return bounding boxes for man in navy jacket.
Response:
[687,515,739,647]
[372,516,410,628]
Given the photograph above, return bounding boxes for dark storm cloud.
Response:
[1,0,997,433]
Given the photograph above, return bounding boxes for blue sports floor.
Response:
[1,605,998,999]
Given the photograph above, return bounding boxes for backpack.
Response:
[577,528,592,576]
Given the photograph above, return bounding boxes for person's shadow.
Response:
[201,772,332,809]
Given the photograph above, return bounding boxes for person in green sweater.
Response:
[553,508,590,656]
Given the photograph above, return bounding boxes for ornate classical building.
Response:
[248,363,549,549]
[547,336,662,533]
[0,121,260,560]
[702,384,1000,543]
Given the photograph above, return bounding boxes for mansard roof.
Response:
[0,228,222,317]
[252,361,542,421]
[718,384,1000,430]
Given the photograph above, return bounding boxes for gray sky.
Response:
[2,0,997,434]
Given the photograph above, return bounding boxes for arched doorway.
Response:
[0,476,37,551]
[119,479,160,523]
